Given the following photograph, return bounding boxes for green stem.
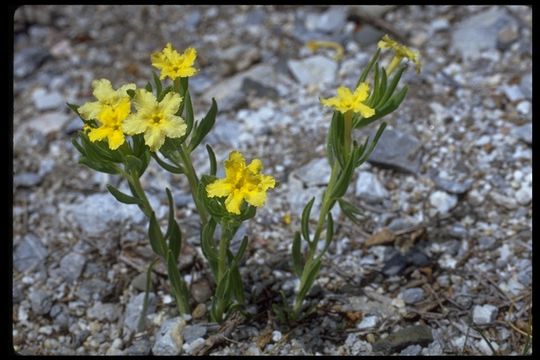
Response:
[343,111,353,156]
[175,145,209,224]
[137,257,159,332]
[387,55,403,76]
[218,224,231,282]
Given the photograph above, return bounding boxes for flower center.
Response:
[152,115,162,124]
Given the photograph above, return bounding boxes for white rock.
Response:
[32,88,65,110]
[476,338,499,355]
[502,85,524,102]
[272,330,282,342]
[356,315,379,330]
[429,191,458,214]
[473,304,498,325]
[288,55,337,85]
[152,317,186,355]
[182,337,205,355]
[516,101,531,115]
[515,186,532,206]
[355,171,389,203]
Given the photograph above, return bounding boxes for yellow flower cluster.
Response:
[378,35,421,74]
[320,83,375,118]
[79,44,197,151]
[206,151,276,215]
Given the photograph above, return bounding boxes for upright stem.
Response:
[343,111,353,156]
[175,145,209,224]
[387,55,403,76]
[218,224,231,282]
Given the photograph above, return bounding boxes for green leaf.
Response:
[79,157,119,174]
[175,77,189,116]
[164,188,182,260]
[301,197,315,242]
[357,121,387,165]
[323,212,334,253]
[151,152,184,174]
[367,64,380,107]
[126,89,136,98]
[338,199,365,226]
[234,235,249,263]
[330,155,355,199]
[125,155,143,175]
[145,82,153,93]
[189,98,217,151]
[239,205,257,222]
[206,144,217,176]
[291,231,303,277]
[376,67,388,108]
[297,259,322,304]
[381,64,407,105]
[184,90,195,137]
[148,211,165,257]
[106,184,143,205]
[152,71,163,98]
[72,137,86,155]
[201,218,219,275]
[357,48,381,87]
[157,86,173,102]
[66,102,80,115]
[166,250,190,314]
[230,262,245,304]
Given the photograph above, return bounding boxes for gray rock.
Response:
[512,123,532,145]
[306,6,347,34]
[451,7,516,60]
[191,279,212,303]
[184,10,201,31]
[76,278,113,303]
[352,25,385,46]
[517,267,532,287]
[473,304,498,325]
[373,325,433,354]
[288,55,337,85]
[124,337,152,355]
[448,224,468,239]
[516,101,531,116]
[401,288,425,304]
[429,191,458,215]
[515,185,532,205]
[432,175,473,195]
[502,84,524,102]
[59,252,86,283]
[477,236,497,250]
[14,172,43,188]
[520,73,532,100]
[124,292,157,333]
[50,304,70,330]
[29,289,53,315]
[206,120,243,148]
[405,248,430,267]
[14,47,50,78]
[292,158,331,187]
[32,88,65,111]
[497,24,519,50]
[421,341,443,355]
[219,44,261,75]
[64,117,83,135]
[130,271,156,292]
[182,337,206,355]
[87,302,120,321]
[65,193,145,250]
[183,325,207,344]
[241,78,279,100]
[431,18,450,32]
[23,111,70,136]
[204,64,275,112]
[356,315,379,330]
[152,317,186,356]
[400,344,423,355]
[355,171,389,203]
[382,252,408,276]
[367,128,422,174]
[13,233,48,272]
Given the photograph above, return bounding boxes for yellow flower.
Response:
[206,151,276,215]
[377,34,421,74]
[87,98,131,150]
[123,89,187,152]
[78,79,135,121]
[151,43,198,80]
[320,83,375,118]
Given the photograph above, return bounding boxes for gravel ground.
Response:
[13,5,532,355]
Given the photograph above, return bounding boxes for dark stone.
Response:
[125,337,152,355]
[76,278,114,302]
[382,252,408,276]
[406,247,430,267]
[241,78,279,100]
[14,47,50,78]
[432,175,474,195]
[367,128,423,174]
[373,325,433,353]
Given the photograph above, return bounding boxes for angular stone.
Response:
[367,128,422,174]
[290,158,331,187]
[401,288,424,304]
[373,325,433,353]
[429,191,458,215]
[124,292,157,333]
[512,123,532,145]
[152,317,186,356]
[14,47,50,78]
[29,289,53,315]
[13,233,48,272]
[32,88,65,111]
[288,55,337,85]
[183,325,207,344]
[59,252,86,283]
[87,302,120,321]
[432,175,473,195]
[14,172,43,188]
[76,278,113,303]
[473,304,498,325]
[357,315,379,330]
[356,171,390,203]
[23,111,70,136]
[305,6,347,34]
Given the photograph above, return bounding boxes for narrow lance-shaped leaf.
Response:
[301,197,316,242]
[152,71,163,98]
[375,67,388,108]
[145,82,153,93]
[292,231,303,277]
[330,154,355,199]
[380,64,407,105]
[106,184,143,205]
[66,102,80,116]
[189,98,217,151]
[206,144,217,176]
[356,48,381,87]
[338,199,365,226]
[79,157,119,175]
[322,212,334,253]
[367,64,380,107]
[234,235,249,263]
[297,258,322,303]
[72,137,86,155]
[151,152,184,174]
[228,256,245,304]
[358,121,387,165]
[166,250,189,314]
[148,211,165,257]
[165,188,182,260]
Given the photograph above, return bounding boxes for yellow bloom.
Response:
[151,43,198,80]
[206,151,276,215]
[320,83,375,118]
[123,89,187,152]
[87,99,131,150]
[78,79,135,121]
[377,34,421,74]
